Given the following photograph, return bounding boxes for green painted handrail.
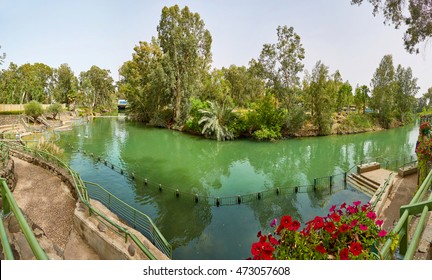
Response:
[84,180,172,258]
[0,214,14,260]
[1,178,49,260]
[381,168,432,259]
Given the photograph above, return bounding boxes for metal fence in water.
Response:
[68,144,417,207]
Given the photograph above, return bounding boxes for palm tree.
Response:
[199,100,234,141]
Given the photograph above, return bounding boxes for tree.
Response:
[17,63,53,104]
[257,25,305,109]
[422,87,432,110]
[222,65,265,108]
[0,63,20,103]
[78,66,115,115]
[46,103,63,120]
[354,85,370,113]
[118,39,170,124]
[308,61,333,135]
[350,0,432,53]
[199,100,234,141]
[52,63,78,105]
[370,54,395,127]
[157,5,213,126]
[338,81,353,114]
[394,65,419,122]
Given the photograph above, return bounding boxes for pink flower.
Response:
[353,201,361,206]
[375,220,384,227]
[270,218,277,227]
[329,205,336,212]
[378,230,387,237]
[359,224,368,231]
[367,211,377,220]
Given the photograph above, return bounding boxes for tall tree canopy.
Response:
[78,65,115,114]
[257,25,305,109]
[370,54,395,127]
[351,0,432,53]
[157,5,213,126]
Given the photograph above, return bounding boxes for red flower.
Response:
[349,242,363,256]
[353,201,361,206]
[289,220,301,231]
[312,216,324,230]
[378,230,387,237]
[329,212,340,222]
[268,235,279,245]
[316,245,327,254]
[340,248,350,260]
[325,221,336,234]
[329,205,336,212]
[339,223,350,232]
[350,219,358,227]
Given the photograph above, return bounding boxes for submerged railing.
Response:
[0,178,49,260]
[1,141,172,259]
[381,168,432,259]
[70,143,417,207]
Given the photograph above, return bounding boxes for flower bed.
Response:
[250,201,398,260]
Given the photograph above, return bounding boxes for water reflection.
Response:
[57,118,418,259]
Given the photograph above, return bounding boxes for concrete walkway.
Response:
[8,156,100,259]
[373,172,431,259]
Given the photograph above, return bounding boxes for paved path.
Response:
[10,156,100,259]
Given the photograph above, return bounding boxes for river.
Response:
[53,116,418,259]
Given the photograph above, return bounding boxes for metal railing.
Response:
[1,178,49,260]
[2,141,171,259]
[381,168,432,259]
[84,181,172,258]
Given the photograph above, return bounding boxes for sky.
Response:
[0,0,431,95]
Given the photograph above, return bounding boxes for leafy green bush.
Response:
[247,94,287,141]
[24,100,44,120]
[46,103,64,119]
[341,113,374,131]
[184,97,209,134]
[284,104,306,136]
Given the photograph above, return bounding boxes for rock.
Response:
[128,244,136,256]
[97,222,107,232]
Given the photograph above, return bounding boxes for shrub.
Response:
[46,103,64,120]
[250,201,398,260]
[247,94,287,141]
[24,101,44,121]
[284,104,306,136]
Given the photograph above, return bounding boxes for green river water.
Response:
[50,116,418,259]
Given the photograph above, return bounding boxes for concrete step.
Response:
[347,175,376,197]
[351,173,380,189]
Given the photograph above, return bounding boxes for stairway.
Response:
[347,173,380,197]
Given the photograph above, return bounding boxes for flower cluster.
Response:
[250,201,397,260]
[416,137,432,161]
[420,121,431,136]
